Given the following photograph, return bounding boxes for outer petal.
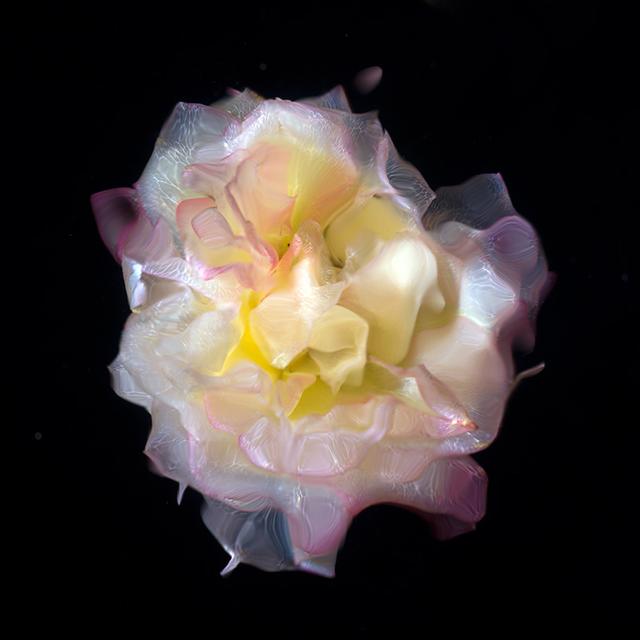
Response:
[135,102,239,242]
[377,133,436,218]
[90,187,139,263]
[298,85,352,112]
[212,87,263,120]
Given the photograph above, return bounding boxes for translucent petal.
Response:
[135,102,239,241]
[202,499,295,574]
[378,133,436,217]
[423,173,518,231]
[93,89,550,577]
[90,187,139,263]
[459,258,518,326]
[211,88,263,120]
[298,85,352,112]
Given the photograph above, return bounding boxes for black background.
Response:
[13,0,634,631]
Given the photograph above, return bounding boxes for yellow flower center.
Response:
[184,136,449,420]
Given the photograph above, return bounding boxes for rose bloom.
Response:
[91,86,549,576]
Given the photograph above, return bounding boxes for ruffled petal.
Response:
[377,133,436,218]
[135,102,239,241]
[238,398,394,476]
[212,87,263,120]
[248,222,345,369]
[95,90,549,578]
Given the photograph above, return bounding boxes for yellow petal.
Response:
[287,377,336,421]
[220,290,280,379]
[248,252,344,369]
[340,233,444,364]
[308,305,368,394]
[287,139,359,233]
[324,196,412,265]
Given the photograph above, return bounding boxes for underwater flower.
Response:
[91,85,549,576]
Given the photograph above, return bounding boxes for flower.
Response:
[91,85,550,576]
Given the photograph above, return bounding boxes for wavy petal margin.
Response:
[92,86,550,576]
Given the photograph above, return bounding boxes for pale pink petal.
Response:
[94,91,549,579]
[134,102,239,238]
[90,187,139,263]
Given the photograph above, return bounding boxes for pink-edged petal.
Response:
[191,207,235,246]
[275,372,317,415]
[354,455,487,533]
[90,187,140,263]
[404,315,511,437]
[370,357,477,439]
[91,187,178,309]
[361,438,436,484]
[285,488,350,557]
[238,399,394,476]
[175,196,274,289]
[134,102,240,240]
[427,176,550,346]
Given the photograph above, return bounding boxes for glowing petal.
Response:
[340,233,445,364]
[155,306,241,375]
[93,87,550,578]
[228,143,295,255]
[248,223,345,369]
[308,305,369,393]
[324,195,413,265]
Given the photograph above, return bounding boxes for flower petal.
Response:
[404,315,510,437]
[340,233,444,364]
[135,102,239,241]
[299,85,352,112]
[308,305,369,393]
[249,223,345,369]
[211,87,263,120]
[324,195,414,266]
[90,187,139,263]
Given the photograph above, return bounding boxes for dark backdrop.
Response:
[13,0,633,630]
